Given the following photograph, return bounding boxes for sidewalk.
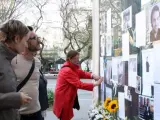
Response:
[46,99,91,120]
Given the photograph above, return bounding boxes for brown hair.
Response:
[66,50,79,60]
[0,20,29,43]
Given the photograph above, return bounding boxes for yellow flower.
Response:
[107,100,118,113]
[103,98,111,110]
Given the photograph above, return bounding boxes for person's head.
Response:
[66,50,79,64]
[0,20,30,53]
[151,5,160,32]
[27,26,41,52]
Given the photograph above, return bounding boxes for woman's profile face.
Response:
[70,54,79,65]
[14,32,30,53]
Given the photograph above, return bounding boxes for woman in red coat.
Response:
[53,50,103,120]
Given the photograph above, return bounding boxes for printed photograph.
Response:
[149,3,160,42]
[138,96,153,120]
[122,6,132,32]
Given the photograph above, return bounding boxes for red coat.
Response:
[53,61,94,120]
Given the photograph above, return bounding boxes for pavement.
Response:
[46,79,93,120]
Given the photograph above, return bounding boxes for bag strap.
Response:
[16,59,35,92]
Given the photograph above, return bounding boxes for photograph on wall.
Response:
[124,86,132,101]
[149,3,160,43]
[135,76,142,94]
[136,10,147,47]
[100,35,106,56]
[121,6,132,32]
[112,57,118,81]
[138,95,154,120]
[128,55,137,88]
[105,60,112,85]
[117,59,125,86]
[142,49,154,97]
[105,87,112,99]
[106,32,112,56]
[100,12,106,34]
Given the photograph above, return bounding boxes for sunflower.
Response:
[103,97,111,110]
[107,100,118,113]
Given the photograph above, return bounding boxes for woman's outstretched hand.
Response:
[94,77,103,87]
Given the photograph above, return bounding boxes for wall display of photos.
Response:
[98,0,160,119]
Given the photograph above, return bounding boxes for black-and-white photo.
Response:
[105,60,112,85]
[122,6,132,32]
[118,60,125,85]
[135,76,141,94]
[129,58,137,72]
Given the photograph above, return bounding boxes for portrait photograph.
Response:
[122,6,132,32]
[149,3,160,43]
[105,60,112,85]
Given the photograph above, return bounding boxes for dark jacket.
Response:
[0,42,21,120]
[39,71,49,111]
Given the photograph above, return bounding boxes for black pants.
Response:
[20,111,43,120]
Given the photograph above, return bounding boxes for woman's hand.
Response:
[20,92,32,105]
[94,77,103,86]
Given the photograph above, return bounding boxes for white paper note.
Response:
[136,10,146,47]
[118,92,125,119]
[122,32,129,61]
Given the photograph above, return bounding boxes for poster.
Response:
[100,35,105,56]
[121,6,132,32]
[107,8,112,32]
[122,32,129,61]
[105,60,112,85]
[142,49,154,96]
[138,95,154,120]
[106,32,112,56]
[128,55,137,88]
[136,10,146,47]
[149,3,160,43]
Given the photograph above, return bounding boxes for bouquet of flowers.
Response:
[88,97,119,120]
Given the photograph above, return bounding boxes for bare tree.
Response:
[59,0,92,64]
[0,0,27,24]
[30,0,49,32]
